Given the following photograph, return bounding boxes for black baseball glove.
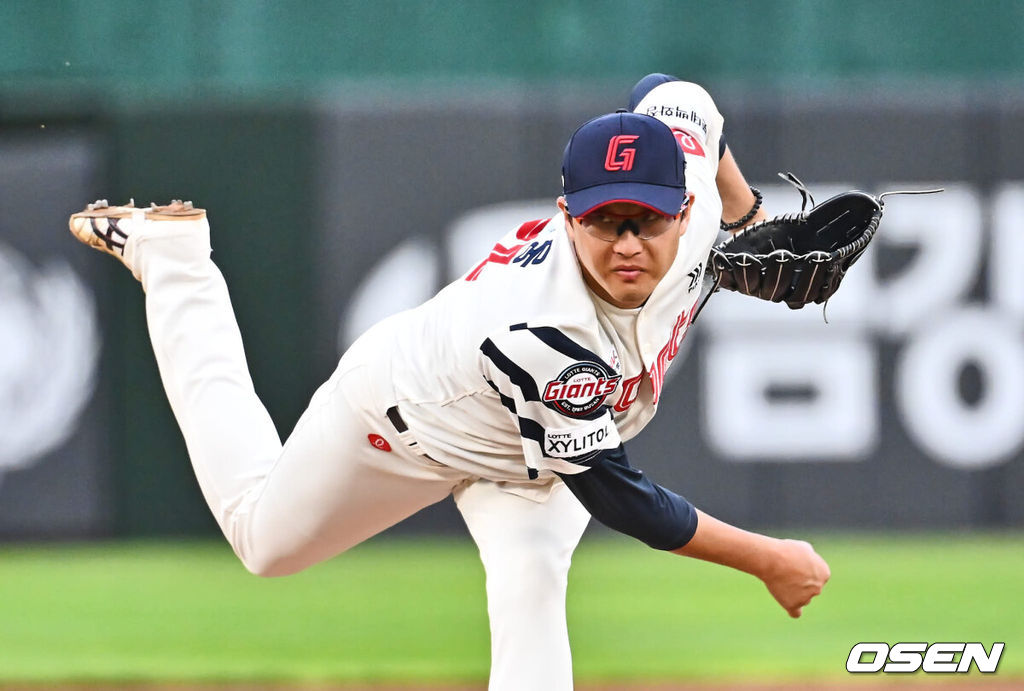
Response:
[708,173,938,310]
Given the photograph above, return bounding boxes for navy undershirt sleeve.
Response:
[720,131,727,160]
[555,445,699,551]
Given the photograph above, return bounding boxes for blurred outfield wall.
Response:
[4,0,1024,87]
[2,1,1023,537]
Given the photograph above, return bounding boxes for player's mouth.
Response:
[612,265,645,281]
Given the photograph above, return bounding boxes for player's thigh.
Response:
[455,478,591,574]
[246,361,467,573]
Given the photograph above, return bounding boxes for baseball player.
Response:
[69,76,830,690]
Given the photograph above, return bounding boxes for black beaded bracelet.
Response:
[720,186,762,231]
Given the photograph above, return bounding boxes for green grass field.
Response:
[0,533,1021,685]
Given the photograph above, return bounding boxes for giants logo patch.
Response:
[543,361,622,417]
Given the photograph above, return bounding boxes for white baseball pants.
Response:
[128,217,590,690]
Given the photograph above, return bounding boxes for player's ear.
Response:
[557,197,576,237]
[678,193,696,236]
[683,192,695,219]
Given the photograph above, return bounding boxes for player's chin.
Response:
[607,280,652,308]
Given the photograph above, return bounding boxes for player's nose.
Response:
[611,230,643,255]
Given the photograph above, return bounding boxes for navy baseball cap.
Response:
[562,111,686,218]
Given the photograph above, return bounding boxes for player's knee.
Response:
[239,538,357,577]
[223,509,335,578]
[242,555,297,578]
[235,542,315,578]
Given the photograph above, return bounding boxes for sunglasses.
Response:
[575,201,686,242]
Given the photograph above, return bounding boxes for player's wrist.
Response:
[673,510,777,577]
[720,186,763,231]
[754,536,794,583]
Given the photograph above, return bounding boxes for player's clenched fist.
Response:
[759,539,831,618]
[673,510,830,618]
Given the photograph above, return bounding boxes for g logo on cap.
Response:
[604,135,638,171]
[561,111,686,218]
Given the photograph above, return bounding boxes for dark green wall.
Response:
[104,107,318,534]
[3,0,1021,93]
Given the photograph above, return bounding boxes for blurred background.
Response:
[2,0,1021,541]
[3,1,1024,686]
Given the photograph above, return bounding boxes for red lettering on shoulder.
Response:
[515,218,549,241]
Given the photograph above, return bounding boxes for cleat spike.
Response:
[69,196,207,278]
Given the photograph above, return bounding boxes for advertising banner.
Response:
[0,129,111,537]
[315,95,1024,531]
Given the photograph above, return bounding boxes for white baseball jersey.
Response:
[368,83,726,487]
[117,77,727,691]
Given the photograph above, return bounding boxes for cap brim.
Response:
[565,182,686,218]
